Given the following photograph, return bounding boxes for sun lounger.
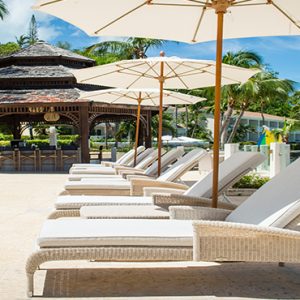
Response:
[71,145,145,169]
[61,147,186,196]
[27,159,300,297]
[80,151,265,219]
[70,147,156,175]
[68,147,182,181]
[50,151,264,219]
[68,148,155,180]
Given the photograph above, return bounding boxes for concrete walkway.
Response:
[0,173,299,300]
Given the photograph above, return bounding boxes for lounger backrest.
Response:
[226,158,300,228]
[144,147,185,177]
[158,148,207,182]
[117,145,145,165]
[184,151,266,198]
[134,149,161,170]
[127,148,154,167]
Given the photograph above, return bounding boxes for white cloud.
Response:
[0,0,62,43]
[97,36,127,43]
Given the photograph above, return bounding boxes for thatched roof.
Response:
[0,42,94,64]
[0,65,74,79]
[0,88,83,104]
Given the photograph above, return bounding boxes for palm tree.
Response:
[226,71,294,143]
[115,112,174,144]
[220,50,263,145]
[0,0,8,20]
[86,37,165,60]
[16,35,28,48]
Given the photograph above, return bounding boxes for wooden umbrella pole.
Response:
[158,51,165,176]
[133,93,142,167]
[211,9,225,208]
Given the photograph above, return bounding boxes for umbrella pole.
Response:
[158,52,165,176]
[134,94,142,167]
[212,9,225,208]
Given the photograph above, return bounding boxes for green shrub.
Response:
[57,135,79,141]
[233,174,269,189]
[290,143,300,151]
[0,141,10,147]
[26,139,49,147]
[0,134,13,141]
[240,141,257,146]
[57,139,74,146]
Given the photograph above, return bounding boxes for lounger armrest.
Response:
[119,170,147,178]
[101,161,114,167]
[192,221,300,263]
[130,179,188,196]
[114,166,144,174]
[126,174,154,181]
[143,187,186,197]
[169,206,231,220]
[153,194,237,210]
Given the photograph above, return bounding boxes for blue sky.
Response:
[1,0,300,86]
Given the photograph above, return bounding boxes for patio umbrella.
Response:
[33,0,300,207]
[80,88,206,166]
[72,55,258,176]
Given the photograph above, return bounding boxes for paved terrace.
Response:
[0,172,299,300]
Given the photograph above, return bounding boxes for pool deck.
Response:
[0,172,299,300]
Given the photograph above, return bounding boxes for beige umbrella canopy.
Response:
[80,88,206,166]
[73,55,258,176]
[33,0,298,206]
[33,1,300,43]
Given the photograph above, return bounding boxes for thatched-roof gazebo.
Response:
[0,42,155,167]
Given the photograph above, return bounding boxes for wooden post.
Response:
[212,6,226,208]
[145,110,152,148]
[158,51,165,177]
[133,94,142,166]
[79,104,90,163]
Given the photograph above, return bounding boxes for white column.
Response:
[270,142,291,177]
[224,143,240,160]
[49,126,57,147]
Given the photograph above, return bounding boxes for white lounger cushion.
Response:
[226,158,300,227]
[38,219,193,248]
[65,180,130,190]
[185,152,265,198]
[56,196,153,209]
[80,205,169,219]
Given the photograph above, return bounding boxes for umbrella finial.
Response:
[160,51,165,57]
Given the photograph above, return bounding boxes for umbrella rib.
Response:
[38,0,63,7]
[152,3,205,7]
[192,0,209,42]
[269,1,300,30]
[164,62,190,89]
[94,1,149,34]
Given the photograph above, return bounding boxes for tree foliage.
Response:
[0,0,8,20]
[0,42,20,56]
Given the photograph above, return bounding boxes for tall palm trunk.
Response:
[220,104,234,146]
[260,101,266,125]
[227,107,246,143]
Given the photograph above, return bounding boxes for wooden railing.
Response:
[0,148,81,172]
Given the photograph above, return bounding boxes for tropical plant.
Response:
[0,0,8,20]
[56,41,72,50]
[220,50,263,145]
[27,15,40,45]
[0,42,20,56]
[15,35,28,48]
[115,112,175,143]
[86,37,165,60]
[272,119,300,143]
[226,71,294,143]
